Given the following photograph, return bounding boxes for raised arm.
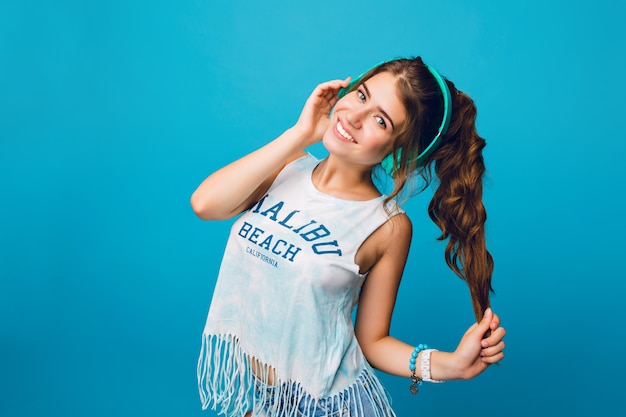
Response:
[190,77,351,220]
[190,129,306,220]
[354,214,506,382]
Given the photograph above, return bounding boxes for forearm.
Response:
[190,127,307,220]
[362,309,505,382]
[363,335,464,381]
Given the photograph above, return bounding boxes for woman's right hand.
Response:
[191,77,351,220]
[292,77,351,147]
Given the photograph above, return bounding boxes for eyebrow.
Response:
[362,82,396,130]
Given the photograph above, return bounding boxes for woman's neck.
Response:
[311,157,381,201]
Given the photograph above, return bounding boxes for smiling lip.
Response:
[335,119,357,143]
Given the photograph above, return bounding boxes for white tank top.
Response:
[198,154,402,416]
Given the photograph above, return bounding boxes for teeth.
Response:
[337,121,355,142]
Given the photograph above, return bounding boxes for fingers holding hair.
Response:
[480,323,506,364]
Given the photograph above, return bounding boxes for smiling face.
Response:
[323,71,407,170]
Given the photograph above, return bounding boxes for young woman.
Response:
[191,57,506,417]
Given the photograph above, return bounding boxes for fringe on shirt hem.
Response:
[197,333,396,417]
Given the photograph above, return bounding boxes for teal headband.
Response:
[338,60,452,176]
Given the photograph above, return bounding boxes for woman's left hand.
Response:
[451,308,506,380]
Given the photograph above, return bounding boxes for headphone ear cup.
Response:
[381,149,402,177]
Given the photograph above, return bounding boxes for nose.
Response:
[345,107,366,129]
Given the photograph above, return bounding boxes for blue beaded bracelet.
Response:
[409,344,429,394]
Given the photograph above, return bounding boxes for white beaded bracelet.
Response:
[420,349,444,383]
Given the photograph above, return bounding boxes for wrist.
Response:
[407,344,444,394]
[420,349,444,383]
[285,126,315,149]
[431,350,465,381]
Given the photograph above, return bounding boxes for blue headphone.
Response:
[338,60,452,176]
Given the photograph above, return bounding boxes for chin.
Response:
[321,133,344,157]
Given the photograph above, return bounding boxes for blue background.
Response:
[1,1,625,416]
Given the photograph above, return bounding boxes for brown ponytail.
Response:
[356,57,494,321]
[426,85,494,321]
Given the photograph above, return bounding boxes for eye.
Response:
[357,89,366,102]
[375,116,387,129]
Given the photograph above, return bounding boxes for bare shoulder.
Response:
[381,212,412,242]
[356,212,412,274]
[373,211,412,254]
[376,213,412,269]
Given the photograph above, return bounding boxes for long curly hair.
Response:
[348,57,494,321]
